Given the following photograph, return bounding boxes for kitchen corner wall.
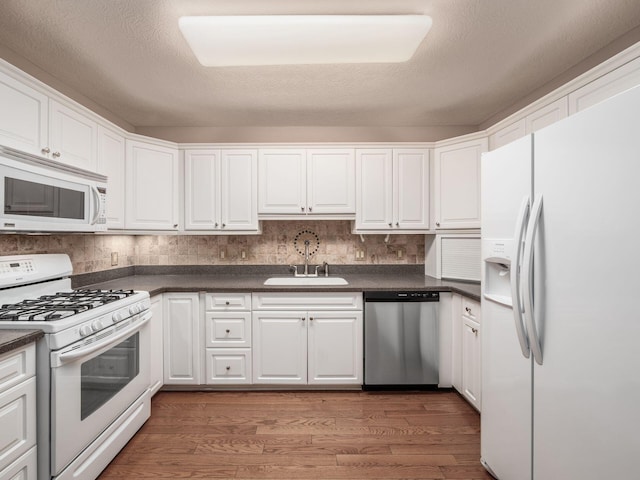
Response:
[1,221,425,274]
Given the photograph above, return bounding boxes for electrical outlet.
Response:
[110,252,118,266]
[355,249,365,261]
[219,247,227,259]
[240,250,247,260]
[397,249,404,259]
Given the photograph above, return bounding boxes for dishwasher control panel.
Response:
[364,291,440,302]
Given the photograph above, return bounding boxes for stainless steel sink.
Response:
[264,276,348,286]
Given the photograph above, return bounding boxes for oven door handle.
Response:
[54,312,151,366]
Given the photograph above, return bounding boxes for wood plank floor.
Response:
[98,390,493,479]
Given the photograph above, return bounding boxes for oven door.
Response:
[49,311,151,476]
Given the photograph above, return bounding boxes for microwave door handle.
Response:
[90,186,101,225]
[53,312,151,367]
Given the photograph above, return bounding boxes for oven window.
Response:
[80,333,140,420]
[4,177,85,219]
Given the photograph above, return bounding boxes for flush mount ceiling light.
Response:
[178,15,432,66]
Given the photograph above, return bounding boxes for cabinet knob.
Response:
[388,223,392,227]
[471,327,478,335]
[225,329,230,334]
[436,222,441,227]
[173,224,178,228]
[52,151,61,158]
[308,206,312,212]
[214,222,219,228]
[465,307,472,314]
[41,147,50,154]
[309,317,314,321]
[225,301,230,305]
[301,206,305,212]
[226,365,231,371]
[301,317,306,322]
[395,222,399,227]
[222,223,226,228]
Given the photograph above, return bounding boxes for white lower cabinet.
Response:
[163,293,201,385]
[204,293,252,385]
[252,293,363,385]
[0,344,36,480]
[149,295,164,394]
[460,297,481,411]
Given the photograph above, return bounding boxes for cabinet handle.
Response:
[52,151,61,158]
[41,147,50,154]
[436,222,441,227]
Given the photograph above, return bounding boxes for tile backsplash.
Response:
[1,221,425,274]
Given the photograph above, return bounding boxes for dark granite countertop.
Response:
[0,330,43,356]
[78,268,481,302]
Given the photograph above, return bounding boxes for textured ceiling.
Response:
[1,0,640,131]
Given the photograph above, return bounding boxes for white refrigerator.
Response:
[480,84,640,479]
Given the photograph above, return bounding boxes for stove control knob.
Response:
[91,320,104,332]
[79,325,93,337]
[112,311,124,323]
[129,304,140,315]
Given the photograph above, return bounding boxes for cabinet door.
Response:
[184,149,220,230]
[252,311,307,384]
[149,295,164,395]
[450,294,463,391]
[307,149,355,214]
[258,149,306,214]
[205,348,251,385]
[163,293,200,385]
[307,311,362,385]
[125,140,179,230]
[434,139,486,229]
[0,377,36,472]
[394,149,430,230]
[461,317,481,411]
[0,72,48,155]
[49,100,98,171]
[220,149,258,230]
[97,126,125,229]
[355,149,393,230]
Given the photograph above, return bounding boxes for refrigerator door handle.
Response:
[511,196,531,358]
[522,194,544,365]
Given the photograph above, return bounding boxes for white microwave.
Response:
[0,145,107,232]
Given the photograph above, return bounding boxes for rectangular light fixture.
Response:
[178,15,432,67]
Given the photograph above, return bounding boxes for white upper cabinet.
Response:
[97,126,125,229]
[258,148,355,216]
[489,119,526,151]
[48,100,98,171]
[434,138,487,230]
[185,149,258,232]
[356,148,429,231]
[0,71,48,156]
[125,139,179,230]
[306,149,355,214]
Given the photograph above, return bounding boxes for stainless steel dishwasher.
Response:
[364,291,439,389]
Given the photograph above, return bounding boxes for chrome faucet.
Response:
[303,240,310,276]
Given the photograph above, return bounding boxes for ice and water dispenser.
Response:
[482,238,515,308]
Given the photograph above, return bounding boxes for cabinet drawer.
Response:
[462,297,481,323]
[204,293,251,311]
[205,348,252,384]
[0,377,36,473]
[0,446,37,480]
[252,292,363,311]
[205,312,251,348]
[0,344,35,394]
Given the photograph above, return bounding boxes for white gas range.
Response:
[0,254,151,480]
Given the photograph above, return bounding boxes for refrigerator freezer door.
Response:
[480,135,533,480]
[532,85,640,479]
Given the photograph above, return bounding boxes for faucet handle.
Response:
[314,265,321,276]
[289,265,299,276]
[322,261,329,277]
